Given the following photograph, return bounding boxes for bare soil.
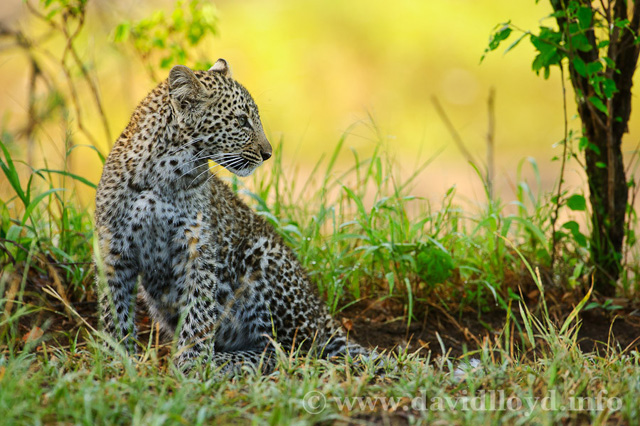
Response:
[338,297,640,359]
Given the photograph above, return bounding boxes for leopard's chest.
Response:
[128,186,276,351]
[133,190,217,299]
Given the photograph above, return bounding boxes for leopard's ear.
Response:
[168,65,204,110]
[209,58,232,78]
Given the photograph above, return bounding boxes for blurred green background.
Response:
[1,0,638,208]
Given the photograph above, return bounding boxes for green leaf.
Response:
[584,302,599,311]
[416,243,454,285]
[503,33,528,55]
[578,136,588,151]
[559,283,592,334]
[45,7,60,19]
[591,75,604,98]
[562,220,588,247]
[403,277,414,327]
[572,57,587,77]
[67,144,106,164]
[385,272,395,295]
[596,161,607,168]
[603,56,615,68]
[602,78,617,98]
[160,56,173,68]
[0,140,28,206]
[171,7,185,28]
[577,6,592,30]
[489,24,512,50]
[200,3,218,28]
[21,188,65,226]
[566,194,586,211]
[588,96,608,115]
[341,185,368,224]
[481,22,513,62]
[112,22,130,43]
[504,216,550,259]
[614,18,630,29]
[571,33,593,52]
[568,22,594,52]
[530,28,564,77]
[112,0,219,71]
[152,37,166,49]
[37,169,97,189]
[507,288,521,301]
[586,60,603,75]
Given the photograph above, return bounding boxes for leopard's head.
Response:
[168,59,272,177]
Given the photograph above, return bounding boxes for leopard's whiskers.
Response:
[171,153,241,180]
[192,157,248,188]
[202,158,248,186]
[218,157,247,171]
[186,156,245,188]
[175,162,210,181]
[172,154,210,175]
[178,155,244,185]
[186,163,219,187]
[165,136,205,156]
[209,153,245,164]
[172,152,243,173]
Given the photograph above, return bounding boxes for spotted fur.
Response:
[94,59,369,372]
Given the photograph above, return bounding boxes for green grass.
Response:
[1,292,638,425]
[1,133,639,425]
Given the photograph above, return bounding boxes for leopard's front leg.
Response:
[176,288,218,367]
[174,212,219,368]
[95,224,140,352]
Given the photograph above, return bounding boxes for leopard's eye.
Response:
[237,115,250,128]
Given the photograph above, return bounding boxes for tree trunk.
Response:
[551,0,640,295]
[581,102,628,296]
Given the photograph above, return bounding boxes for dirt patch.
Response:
[338,298,640,359]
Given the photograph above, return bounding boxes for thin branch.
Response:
[551,64,570,273]
[598,0,611,22]
[26,48,39,167]
[486,88,496,201]
[25,0,111,146]
[606,96,616,223]
[61,10,113,143]
[430,96,479,166]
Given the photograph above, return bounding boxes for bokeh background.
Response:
[1,0,639,209]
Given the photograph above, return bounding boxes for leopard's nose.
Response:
[258,131,272,161]
[260,150,272,161]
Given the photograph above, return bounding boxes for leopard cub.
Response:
[94,59,370,371]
